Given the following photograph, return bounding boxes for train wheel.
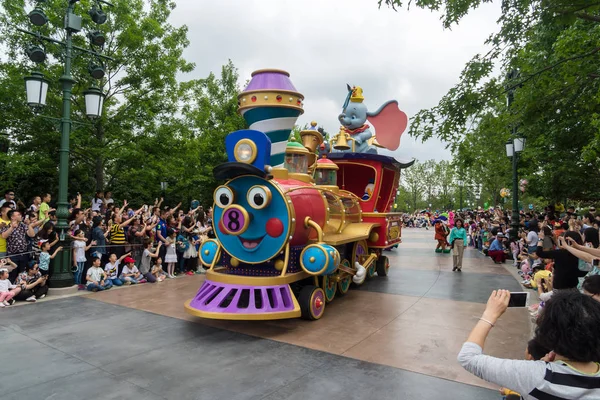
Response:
[322,275,337,303]
[337,259,352,296]
[299,285,326,320]
[376,255,390,277]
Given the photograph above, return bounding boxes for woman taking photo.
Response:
[458,290,600,399]
[448,218,468,272]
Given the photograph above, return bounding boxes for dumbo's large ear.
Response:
[346,84,352,92]
[366,100,408,151]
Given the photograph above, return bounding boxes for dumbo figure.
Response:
[333,85,408,154]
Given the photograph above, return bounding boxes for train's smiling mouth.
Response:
[239,235,265,250]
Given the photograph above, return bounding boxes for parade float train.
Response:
[185,69,412,321]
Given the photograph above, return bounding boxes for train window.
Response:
[284,153,308,174]
[336,163,377,203]
[315,169,337,186]
[376,168,397,212]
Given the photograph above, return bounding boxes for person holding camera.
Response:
[458,290,600,399]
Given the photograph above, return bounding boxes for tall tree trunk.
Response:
[95,125,104,191]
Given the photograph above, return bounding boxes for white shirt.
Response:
[86,266,105,285]
[0,278,17,292]
[91,198,103,211]
[527,231,539,246]
[120,265,139,279]
[104,261,120,280]
[73,240,87,263]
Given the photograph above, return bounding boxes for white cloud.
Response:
[171,0,500,161]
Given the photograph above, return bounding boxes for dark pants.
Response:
[159,244,167,264]
[8,253,30,283]
[488,250,507,263]
[15,284,48,300]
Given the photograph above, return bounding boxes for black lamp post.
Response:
[457,179,464,211]
[506,138,525,239]
[161,181,168,204]
[21,0,113,288]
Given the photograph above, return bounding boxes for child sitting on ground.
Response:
[86,257,113,292]
[38,240,63,276]
[104,251,132,286]
[0,267,20,307]
[151,257,167,282]
[119,256,145,284]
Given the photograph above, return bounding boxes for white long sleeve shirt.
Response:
[0,278,17,292]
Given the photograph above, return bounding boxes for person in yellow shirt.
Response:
[38,193,53,222]
[0,204,10,258]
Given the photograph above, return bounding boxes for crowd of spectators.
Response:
[402,205,600,397]
[0,189,212,307]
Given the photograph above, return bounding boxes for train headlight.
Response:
[234,139,257,164]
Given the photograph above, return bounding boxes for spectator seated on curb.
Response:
[151,257,167,282]
[119,256,146,284]
[86,257,113,292]
[14,261,48,302]
[104,252,131,286]
[0,267,20,307]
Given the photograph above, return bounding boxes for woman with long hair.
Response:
[448,218,468,272]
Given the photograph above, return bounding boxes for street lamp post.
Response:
[161,181,168,204]
[21,0,113,288]
[457,179,464,211]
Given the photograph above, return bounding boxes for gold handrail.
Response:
[304,217,323,242]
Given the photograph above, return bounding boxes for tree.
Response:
[0,1,246,208]
[378,0,600,205]
[401,160,426,210]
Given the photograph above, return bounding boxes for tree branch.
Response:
[574,12,600,23]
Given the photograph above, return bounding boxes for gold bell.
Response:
[333,127,351,151]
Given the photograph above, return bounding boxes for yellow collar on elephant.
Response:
[343,124,370,135]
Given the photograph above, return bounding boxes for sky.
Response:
[170,0,501,162]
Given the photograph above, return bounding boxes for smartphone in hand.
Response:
[508,292,528,307]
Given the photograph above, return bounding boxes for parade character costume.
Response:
[434,220,448,253]
[448,211,455,228]
[333,85,408,154]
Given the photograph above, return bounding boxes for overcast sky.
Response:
[171,0,500,162]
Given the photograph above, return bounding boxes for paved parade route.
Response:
[1,229,531,399]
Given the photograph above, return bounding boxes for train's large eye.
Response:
[247,185,271,210]
[214,186,234,208]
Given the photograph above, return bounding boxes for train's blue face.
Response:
[213,176,291,264]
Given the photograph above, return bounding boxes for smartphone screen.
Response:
[508,292,528,307]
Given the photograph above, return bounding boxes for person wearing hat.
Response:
[119,256,146,284]
[488,233,507,264]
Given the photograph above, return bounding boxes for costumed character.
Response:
[332,85,408,154]
[448,210,455,228]
[433,216,450,253]
[362,180,375,200]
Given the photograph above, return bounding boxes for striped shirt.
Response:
[109,224,126,244]
[458,342,600,399]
